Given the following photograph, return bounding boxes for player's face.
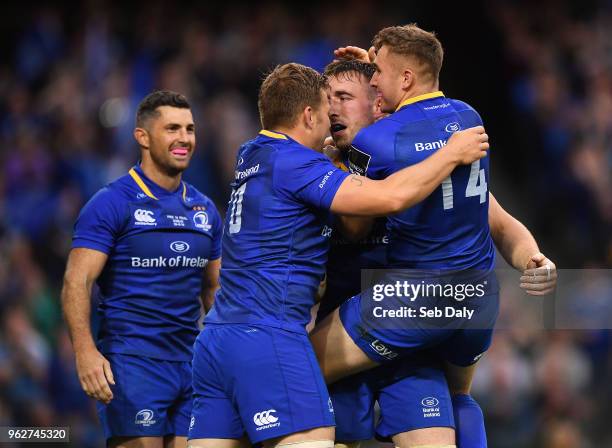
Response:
[312,89,331,149]
[328,73,377,150]
[370,45,405,113]
[146,106,195,175]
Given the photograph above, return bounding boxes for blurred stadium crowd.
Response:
[0,1,609,446]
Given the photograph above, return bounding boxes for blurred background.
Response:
[0,0,610,446]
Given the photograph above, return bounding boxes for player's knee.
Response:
[272,441,334,448]
[398,445,456,448]
[334,442,362,448]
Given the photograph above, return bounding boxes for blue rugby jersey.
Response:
[72,164,222,361]
[204,130,350,333]
[350,91,495,270]
[318,156,388,322]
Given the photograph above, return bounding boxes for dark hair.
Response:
[136,90,190,127]
[373,24,444,81]
[324,59,376,81]
[258,63,328,130]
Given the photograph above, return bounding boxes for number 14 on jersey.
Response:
[441,159,487,210]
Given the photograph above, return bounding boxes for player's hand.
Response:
[75,346,115,404]
[333,46,374,63]
[520,253,557,296]
[446,126,489,165]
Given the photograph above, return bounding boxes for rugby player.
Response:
[187,63,488,448]
[320,58,557,448]
[309,25,557,448]
[61,91,222,448]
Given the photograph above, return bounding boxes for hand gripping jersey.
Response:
[72,165,222,361]
[350,91,495,271]
[204,130,350,333]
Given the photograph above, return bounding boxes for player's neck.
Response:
[397,82,440,107]
[139,159,182,192]
[271,126,317,150]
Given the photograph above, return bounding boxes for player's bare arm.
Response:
[61,247,115,404]
[201,258,221,313]
[330,126,489,216]
[489,193,557,295]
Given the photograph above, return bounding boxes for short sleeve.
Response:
[274,148,350,210]
[72,187,125,254]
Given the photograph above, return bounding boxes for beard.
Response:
[149,147,187,177]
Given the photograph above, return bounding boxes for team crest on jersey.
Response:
[348,146,371,176]
[135,409,156,426]
[193,211,211,231]
[445,121,461,133]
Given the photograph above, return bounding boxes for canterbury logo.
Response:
[134,209,156,223]
[253,409,279,429]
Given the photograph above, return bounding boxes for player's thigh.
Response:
[101,354,183,441]
[263,426,334,447]
[444,361,478,395]
[310,306,378,384]
[109,436,163,448]
[189,329,245,441]
[164,435,188,448]
[187,437,249,448]
[376,364,454,442]
[328,373,376,443]
[167,361,193,439]
[391,427,455,448]
[232,326,335,443]
[196,324,335,444]
[439,327,493,396]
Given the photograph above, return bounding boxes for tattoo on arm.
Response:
[350,175,363,187]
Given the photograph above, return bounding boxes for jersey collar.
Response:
[259,129,289,140]
[395,91,445,112]
[129,164,186,201]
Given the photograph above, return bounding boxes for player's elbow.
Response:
[384,189,418,215]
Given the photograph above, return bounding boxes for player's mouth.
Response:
[330,123,347,136]
[170,146,191,159]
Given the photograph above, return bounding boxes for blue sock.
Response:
[452,394,487,448]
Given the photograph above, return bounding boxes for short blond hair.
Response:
[373,24,444,81]
[258,63,327,129]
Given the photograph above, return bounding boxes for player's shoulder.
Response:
[87,173,135,206]
[353,115,399,152]
[76,175,132,226]
[448,97,476,111]
[275,138,330,166]
[448,98,483,125]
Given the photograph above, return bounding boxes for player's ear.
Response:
[303,106,315,130]
[401,68,415,92]
[134,127,150,150]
